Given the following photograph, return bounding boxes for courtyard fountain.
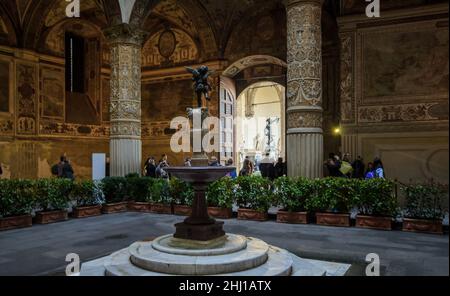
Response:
[79,66,348,276]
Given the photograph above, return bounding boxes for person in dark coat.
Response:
[274,158,286,178]
[62,160,75,180]
[351,156,365,179]
[144,157,157,178]
[0,163,3,177]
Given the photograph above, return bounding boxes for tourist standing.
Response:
[184,158,192,167]
[226,159,237,179]
[62,159,75,180]
[0,162,3,178]
[325,153,344,177]
[274,157,286,179]
[373,157,385,179]
[352,156,365,179]
[156,154,170,179]
[144,157,157,178]
[260,153,275,179]
[209,156,221,167]
[365,162,375,179]
[239,159,253,176]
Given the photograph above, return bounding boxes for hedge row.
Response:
[0,176,447,220]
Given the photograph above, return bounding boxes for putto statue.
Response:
[186,66,213,108]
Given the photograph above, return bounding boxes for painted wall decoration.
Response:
[16,63,37,135]
[142,29,198,68]
[0,59,9,113]
[363,28,449,100]
[40,66,65,119]
[141,79,194,122]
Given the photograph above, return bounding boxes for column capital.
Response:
[103,23,148,47]
[284,0,324,9]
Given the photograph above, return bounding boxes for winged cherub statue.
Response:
[186,66,213,108]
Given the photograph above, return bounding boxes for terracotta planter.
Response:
[277,211,308,224]
[316,212,350,227]
[208,207,233,219]
[0,215,32,231]
[150,203,172,215]
[128,202,152,213]
[72,205,102,218]
[403,218,443,234]
[102,202,128,214]
[356,215,392,230]
[173,205,192,216]
[35,210,68,225]
[238,208,268,221]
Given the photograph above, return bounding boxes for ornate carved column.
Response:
[104,24,147,177]
[285,0,324,178]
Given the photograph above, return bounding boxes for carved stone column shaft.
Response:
[286,0,323,178]
[105,25,146,177]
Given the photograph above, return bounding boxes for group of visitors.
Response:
[324,153,385,180]
[240,153,287,180]
[51,155,75,180]
[143,154,170,179]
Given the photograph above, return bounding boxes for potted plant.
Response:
[307,178,353,227]
[0,180,35,231]
[149,179,172,214]
[206,177,234,219]
[127,176,153,212]
[401,182,447,234]
[273,177,312,224]
[235,176,271,221]
[354,179,397,230]
[71,180,104,218]
[100,177,128,214]
[170,178,194,216]
[35,179,72,224]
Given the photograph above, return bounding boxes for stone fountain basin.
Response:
[165,167,235,184]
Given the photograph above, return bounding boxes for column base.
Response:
[174,221,226,242]
[287,133,323,178]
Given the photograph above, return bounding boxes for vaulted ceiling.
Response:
[0,0,344,57]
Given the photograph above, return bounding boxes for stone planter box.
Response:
[208,207,233,219]
[237,208,268,221]
[72,205,102,218]
[277,211,308,224]
[356,215,392,230]
[35,210,68,225]
[173,205,192,216]
[0,215,32,231]
[403,218,443,234]
[150,203,172,215]
[128,202,152,213]
[316,212,350,227]
[102,202,128,214]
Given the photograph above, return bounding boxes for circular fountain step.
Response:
[152,234,247,256]
[103,242,294,276]
[128,237,269,275]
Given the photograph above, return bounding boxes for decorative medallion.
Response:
[158,30,177,59]
[256,16,275,41]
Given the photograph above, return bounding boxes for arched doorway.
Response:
[235,82,286,171]
[219,55,287,170]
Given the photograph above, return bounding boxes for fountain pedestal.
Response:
[165,167,234,242]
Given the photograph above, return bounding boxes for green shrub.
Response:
[35,179,73,211]
[0,179,35,218]
[169,177,194,206]
[353,179,397,217]
[235,176,272,212]
[306,177,355,213]
[206,177,234,209]
[401,182,447,220]
[148,179,172,205]
[71,180,104,207]
[100,177,128,203]
[127,177,153,202]
[273,177,313,212]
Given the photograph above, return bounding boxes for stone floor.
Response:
[0,212,448,276]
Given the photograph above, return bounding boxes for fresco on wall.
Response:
[0,60,9,113]
[363,28,449,98]
[141,80,194,122]
[40,67,64,119]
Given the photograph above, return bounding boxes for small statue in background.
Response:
[186,66,213,108]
